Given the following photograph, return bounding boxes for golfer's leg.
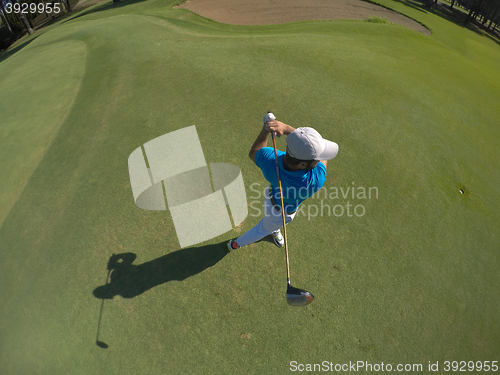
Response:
[271,211,296,236]
[235,218,270,247]
[236,212,295,247]
[236,189,296,247]
[235,192,277,247]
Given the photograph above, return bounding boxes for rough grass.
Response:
[366,16,390,23]
[0,0,499,374]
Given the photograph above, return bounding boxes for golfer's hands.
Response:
[266,120,293,137]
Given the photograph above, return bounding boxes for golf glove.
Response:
[263,112,276,131]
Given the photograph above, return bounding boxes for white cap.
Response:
[286,127,339,160]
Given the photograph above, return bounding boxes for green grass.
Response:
[0,0,499,374]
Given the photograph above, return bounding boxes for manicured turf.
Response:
[0,0,499,373]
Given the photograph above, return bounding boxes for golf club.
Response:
[269,113,314,306]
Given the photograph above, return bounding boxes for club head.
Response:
[96,340,109,349]
[286,284,314,306]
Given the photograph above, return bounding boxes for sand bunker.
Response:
[176,0,430,35]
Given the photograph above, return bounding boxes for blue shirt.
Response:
[255,147,326,212]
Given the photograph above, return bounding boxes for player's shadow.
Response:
[93,241,229,299]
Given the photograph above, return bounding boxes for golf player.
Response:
[227,113,339,251]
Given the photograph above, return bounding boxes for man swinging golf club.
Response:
[227,112,339,252]
[227,112,339,306]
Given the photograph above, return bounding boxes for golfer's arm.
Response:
[249,127,271,164]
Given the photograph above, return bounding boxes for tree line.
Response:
[451,0,500,30]
[0,0,71,51]
[457,0,500,31]
[425,0,499,31]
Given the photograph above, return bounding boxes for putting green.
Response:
[0,0,498,374]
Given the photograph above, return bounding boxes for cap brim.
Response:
[318,140,339,160]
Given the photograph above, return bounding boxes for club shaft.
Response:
[271,132,291,281]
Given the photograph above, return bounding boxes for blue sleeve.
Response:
[255,147,275,170]
[312,161,327,193]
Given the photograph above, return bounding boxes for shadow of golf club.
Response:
[93,241,229,299]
